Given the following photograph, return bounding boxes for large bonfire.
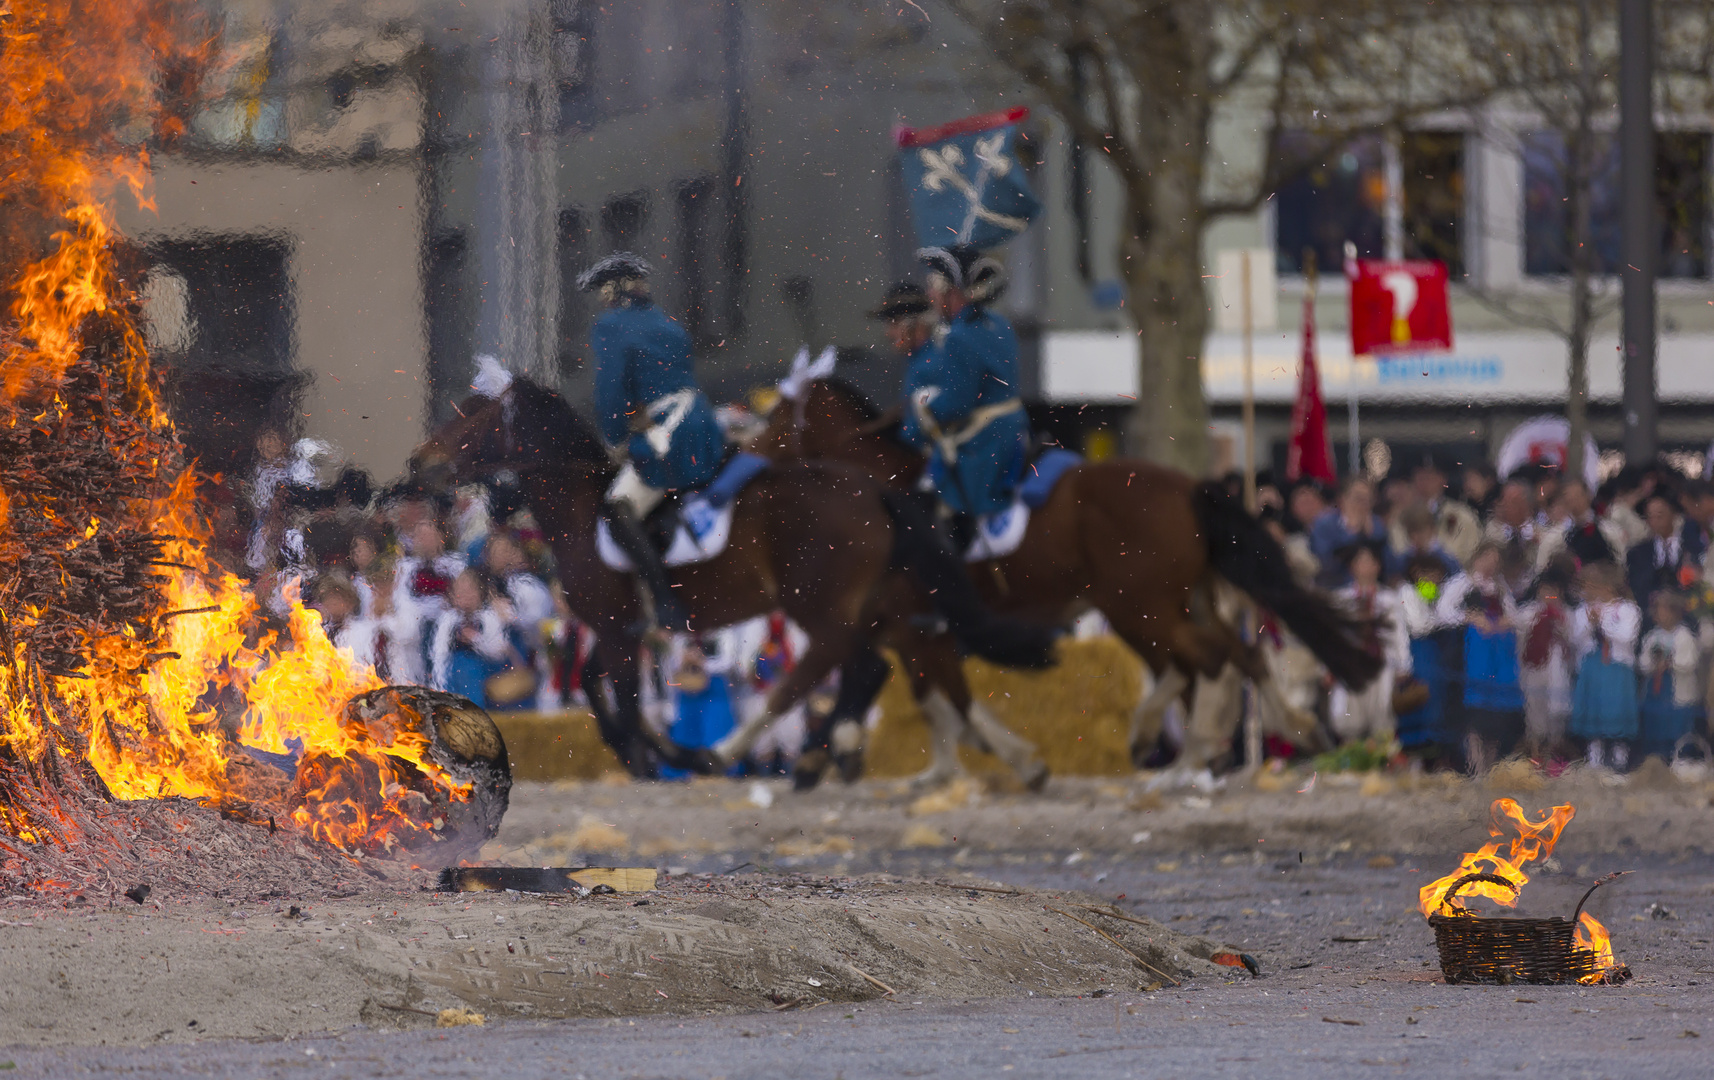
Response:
[0,0,471,892]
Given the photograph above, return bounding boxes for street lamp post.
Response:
[1620,0,1657,465]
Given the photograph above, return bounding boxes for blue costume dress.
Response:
[1636,626,1697,758]
[1568,602,1641,743]
[592,299,724,493]
[912,306,1028,517]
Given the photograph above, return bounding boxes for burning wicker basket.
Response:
[1428,873,1631,985]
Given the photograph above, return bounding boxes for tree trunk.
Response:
[1564,83,1597,487]
[1123,146,1210,474]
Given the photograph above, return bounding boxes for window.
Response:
[1272,132,1385,275]
[601,192,649,253]
[1522,133,1620,275]
[551,0,598,129]
[1658,133,1709,279]
[146,236,297,472]
[1402,132,1464,276]
[426,231,476,420]
[1523,130,1708,278]
[675,177,719,349]
[1273,131,1466,276]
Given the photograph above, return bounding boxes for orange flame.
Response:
[0,0,466,859]
[1422,799,1621,984]
[1418,799,1574,917]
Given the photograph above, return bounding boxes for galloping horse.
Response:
[411,377,1058,778]
[758,377,1381,778]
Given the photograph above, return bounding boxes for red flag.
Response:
[1349,259,1452,355]
[1286,290,1336,485]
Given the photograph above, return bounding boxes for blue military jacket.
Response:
[923,305,1021,429]
[899,337,943,450]
[591,300,723,491]
[912,305,1027,517]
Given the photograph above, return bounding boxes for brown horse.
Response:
[757,377,1382,778]
[411,377,1058,778]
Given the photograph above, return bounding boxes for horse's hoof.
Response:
[1022,760,1051,793]
[829,721,864,756]
[690,748,727,775]
[835,751,865,784]
[908,768,957,792]
[623,741,662,780]
[793,749,831,791]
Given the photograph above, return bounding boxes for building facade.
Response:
[122,0,1714,483]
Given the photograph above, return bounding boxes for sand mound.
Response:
[0,874,1227,1047]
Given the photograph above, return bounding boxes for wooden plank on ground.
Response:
[437,866,658,894]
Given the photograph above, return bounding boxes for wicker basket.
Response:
[1428,872,1630,985]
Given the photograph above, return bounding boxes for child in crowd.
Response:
[430,568,518,708]
[1438,542,1525,773]
[394,520,467,624]
[1388,504,1461,582]
[1517,564,1577,762]
[349,530,382,618]
[483,530,559,711]
[1569,562,1641,770]
[309,573,378,670]
[1328,541,1408,744]
[367,563,422,685]
[1394,553,1452,757]
[1638,590,1702,762]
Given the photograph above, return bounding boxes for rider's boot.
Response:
[603,502,692,634]
[947,510,976,554]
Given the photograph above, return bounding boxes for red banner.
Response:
[1287,290,1336,485]
[1349,259,1452,356]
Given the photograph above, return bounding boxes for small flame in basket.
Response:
[1420,798,1620,984]
[1575,911,1616,976]
[1417,799,1574,917]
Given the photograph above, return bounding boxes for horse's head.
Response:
[411,376,612,492]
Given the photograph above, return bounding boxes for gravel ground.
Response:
[5,768,1714,1077]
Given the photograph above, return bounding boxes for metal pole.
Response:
[1240,252,1261,772]
[1620,0,1657,465]
[1349,375,1360,479]
[1241,250,1257,513]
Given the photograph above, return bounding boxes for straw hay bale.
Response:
[866,636,1145,779]
[496,636,1148,783]
[490,711,620,781]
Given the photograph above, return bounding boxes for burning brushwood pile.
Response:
[1419,799,1627,986]
[0,0,506,896]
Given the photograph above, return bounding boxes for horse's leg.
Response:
[964,698,1050,791]
[792,644,892,791]
[891,630,1047,791]
[1179,666,1244,772]
[1202,587,1330,757]
[588,640,660,779]
[1127,665,1188,767]
[914,687,970,790]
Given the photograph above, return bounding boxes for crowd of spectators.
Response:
[1249,455,1714,773]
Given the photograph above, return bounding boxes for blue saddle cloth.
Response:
[698,451,771,508]
[1018,448,1082,509]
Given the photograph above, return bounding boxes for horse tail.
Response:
[878,489,1059,670]
[1192,482,1382,690]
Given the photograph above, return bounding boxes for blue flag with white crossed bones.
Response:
[897,106,1041,251]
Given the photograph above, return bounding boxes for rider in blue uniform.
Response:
[579,253,723,632]
[912,245,1028,525]
[867,282,941,451]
